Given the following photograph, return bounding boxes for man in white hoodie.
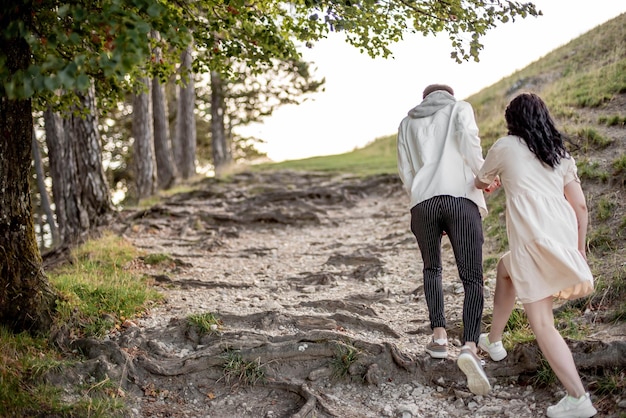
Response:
[397,84,493,396]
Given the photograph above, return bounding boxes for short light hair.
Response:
[423,84,454,99]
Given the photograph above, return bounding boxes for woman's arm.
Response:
[475,176,500,193]
[564,180,589,256]
[475,138,504,192]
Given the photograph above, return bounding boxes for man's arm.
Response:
[475,177,491,190]
[455,101,484,176]
[396,123,415,194]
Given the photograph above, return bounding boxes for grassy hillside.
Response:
[254,133,398,176]
[259,13,626,321]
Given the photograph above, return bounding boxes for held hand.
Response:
[485,176,501,193]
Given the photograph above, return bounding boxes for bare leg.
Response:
[489,259,517,342]
[523,297,586,398]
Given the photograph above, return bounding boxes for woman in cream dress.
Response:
[475,93,596,418]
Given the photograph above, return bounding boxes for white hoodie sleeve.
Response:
[454,101,484,176]
[396,120,416,195]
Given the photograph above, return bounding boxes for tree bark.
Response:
[0,4,56,334]
[53,85,112,244]
[133,78,156,199]
[175,45,197,179]
[152,78,176,189]
[32,130,60,248]
[210,70,232,175]
[43,108,73,242]
[151,30,176,190]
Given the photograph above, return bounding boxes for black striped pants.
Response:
[410,195,484,345]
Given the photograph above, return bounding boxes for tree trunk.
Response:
[53,86,112,244]
[32,130,60,247]
[170,84,183,177]
[43,108,73,242]
[0,5,56,334]
[210,70,232,175]
[133,78,157,199]
[175,45,197,179]
[151,30,176,190]
[152,78,176,189]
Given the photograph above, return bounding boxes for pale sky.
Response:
[243,1,626,162]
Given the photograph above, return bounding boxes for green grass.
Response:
[0,327,124,418]
[50,231,162,338]
[489,304,591,357]
[500,309,534,349]
[187,312,222,335]
[220,350,266,387]
[576,127,613,152]
[122,183,199,209]
[612,153,626,175]
[597,265,626,322]
[590,368,626,396]
[142,253,173,266]
[483,190,509,252]
[330,340,360,380]
[253,134,397,176]
[554,308,590,340]
[587,226,616,254]
[483,256,499,271]
[466,14,625,138]
[530,357,558,388]
[598,114,626,126]
[596,197,617,221]
[576,159,609,183]
[552,60,626,108]
[1,232,162,417]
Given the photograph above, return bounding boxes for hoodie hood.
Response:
[407,90,456,119]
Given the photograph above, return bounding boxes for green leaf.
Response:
[147,3,162,17]
[43,75,60,91]
[76,74,91,91]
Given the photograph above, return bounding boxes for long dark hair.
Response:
[505,93,568,168]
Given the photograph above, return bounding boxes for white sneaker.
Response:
[457,346,491,396]
[546,392,597,418]
[478,333,507,361]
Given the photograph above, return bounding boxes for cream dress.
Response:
[477,135,594,303]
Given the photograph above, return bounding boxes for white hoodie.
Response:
[397,90,487,216]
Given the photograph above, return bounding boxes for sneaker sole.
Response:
[425,348,448,359]
[457,353,491,396]
[546,405,598,418]
[478,342,507,362]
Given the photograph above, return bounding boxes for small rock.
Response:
[397,403,420,416]
[497,391,513,400]
[454,389,472,399]
[301,286,317,293]
[365,363,383,385]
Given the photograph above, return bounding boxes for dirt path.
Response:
[90,170,623,417]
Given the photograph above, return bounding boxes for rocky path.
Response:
[92,170,623,417]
